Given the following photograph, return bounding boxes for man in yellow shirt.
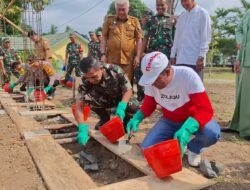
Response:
[28,30,53,63]
[100,0,143,81]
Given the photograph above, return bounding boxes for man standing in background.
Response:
[142,0,175,59]
[170,0,211,80]
[28,30,53,63]
[100,0,143,82]
[88,31,101,61]
[0,38,22,85]
[65,33,83,83]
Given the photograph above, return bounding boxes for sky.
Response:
[42,0,242,34]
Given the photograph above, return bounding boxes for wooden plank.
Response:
[23,130,51,140]
[63,114,215,189]
[44,123,75,130]
[55,137,78,144]
[52,132,78,139]
[8,102,55,108]
[26,136,97,190]
[91,174,215,190]
[19,109,69,116]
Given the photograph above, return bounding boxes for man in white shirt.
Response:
[170,0,211,80]
[126,52,220,167]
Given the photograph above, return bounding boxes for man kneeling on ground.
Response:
[75,57,140,146]
[126,52,221,167]
[9,57,61,100]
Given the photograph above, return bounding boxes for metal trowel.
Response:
[118,131,135,154]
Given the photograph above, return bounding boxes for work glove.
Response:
[28,87,33,94]
[9,83,16,90]
[115,101,127,122]
[44,86,53,93]
[126,110,144,136]
[174,117,199,157]
[77,124,89,146]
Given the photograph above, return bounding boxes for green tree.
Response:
[50,24,58,34]
[0,0,53,35]
[209,0,250,63]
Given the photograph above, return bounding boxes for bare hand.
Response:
[233,60,240,73]
[133,56,140,68]
[101,55,106,63]
[2,69,7,76]
[196,59,204,72]
[170,58,176,65]
[236,44,241,50]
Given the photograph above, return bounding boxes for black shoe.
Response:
[94,115,110,130]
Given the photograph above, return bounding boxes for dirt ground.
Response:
[0,68,249,189]
[0,110,46,190]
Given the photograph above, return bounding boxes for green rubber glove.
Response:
[28,87,33,94]
[44,86,53,93]
[174,117,199,157]
[77,124,89,146]
[126,110,144,135]
[9,83,16,90]
[115,101,127,122]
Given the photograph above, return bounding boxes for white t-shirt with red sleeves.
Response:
[140,66,213,129]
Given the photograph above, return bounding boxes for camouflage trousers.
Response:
[1,64,20,86]
[1,66,12,86]
[134,66,144,101]
[65,63,82,82]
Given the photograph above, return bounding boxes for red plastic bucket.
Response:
[99,116,125,143]
[60,79,65,85]
[34,90,46,102]
[66,81,73,88]
[72,104,90,121]
[143,139,182,178]
[3,83,12,93]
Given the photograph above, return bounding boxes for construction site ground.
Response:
[0,67,250,190]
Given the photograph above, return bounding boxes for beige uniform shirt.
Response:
[102,15,143,65]
[35,37,52,61]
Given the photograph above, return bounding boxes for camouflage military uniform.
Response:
[78,63,140,127]
[88,40,101,60]
[0,47,20,85]
[65,42,83,81]
[144,13,175,59]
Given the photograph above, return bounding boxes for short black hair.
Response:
[80,56,102,73]
[11,61,21,70]
[27,30,37,37]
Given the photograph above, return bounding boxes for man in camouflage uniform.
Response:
[76,56,140,133]
[96,31,102,43]
[65,33,83,83]
[88,31,101,61]
[142,0,175,59]
[0,38,22,85]
[134,10,154,101]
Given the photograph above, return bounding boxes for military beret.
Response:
[89,31,95,35]
[96,31,102,36]
[69,33,76,38]
[3,38,10,43]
